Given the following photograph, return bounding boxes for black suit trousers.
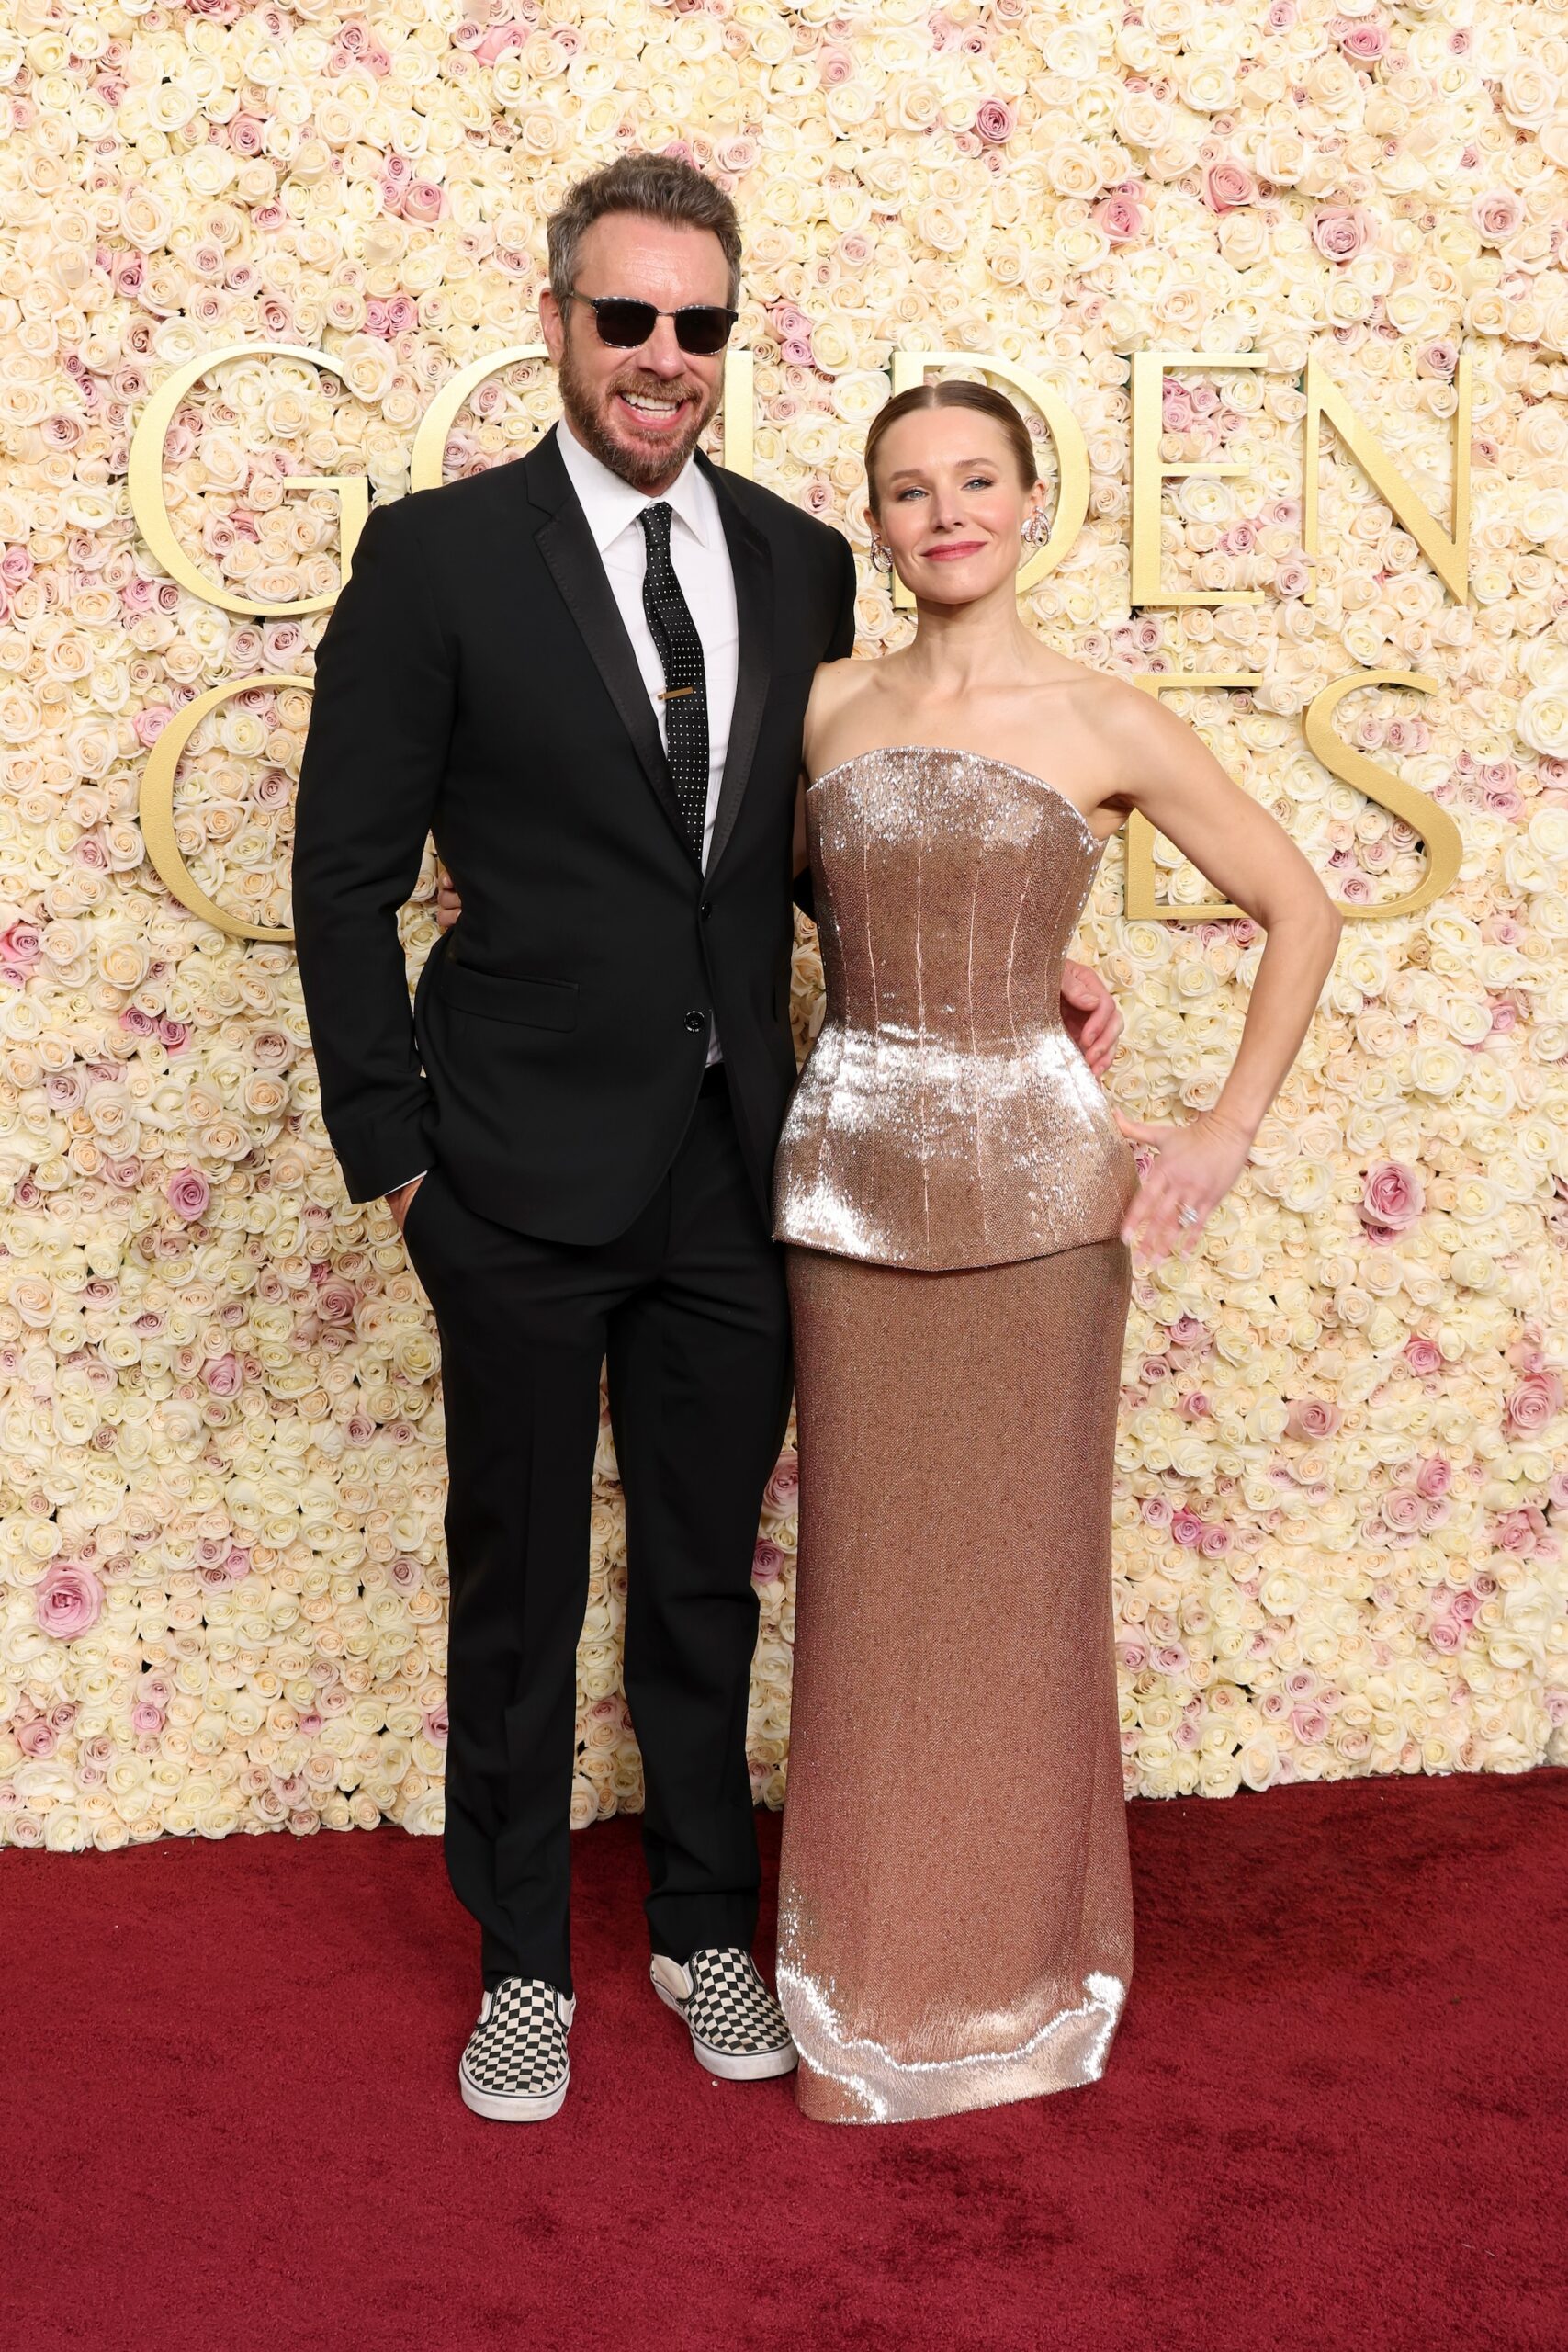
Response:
[402,1074,791,1995]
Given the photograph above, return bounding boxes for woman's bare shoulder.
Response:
[1040,660,1165,747]
[804,652,898,769]
[806,652,877,715]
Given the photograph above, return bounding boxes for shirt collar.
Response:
[558,416,713,554]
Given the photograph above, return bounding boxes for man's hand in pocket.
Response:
[388,1176,424,1233]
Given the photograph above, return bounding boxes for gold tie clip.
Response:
[658,685,695,700]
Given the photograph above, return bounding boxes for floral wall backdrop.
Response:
[1,0,1566,1854]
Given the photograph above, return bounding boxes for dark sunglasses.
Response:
[565,290,738,356]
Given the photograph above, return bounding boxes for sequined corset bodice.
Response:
[773,745,1138,1271]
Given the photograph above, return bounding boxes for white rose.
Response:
[1517,686,1568,759]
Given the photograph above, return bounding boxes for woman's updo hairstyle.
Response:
[863,379,1039,517]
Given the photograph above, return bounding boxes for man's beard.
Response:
[558,334,719,492]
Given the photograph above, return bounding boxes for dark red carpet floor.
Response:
[6,1770,1567,2352]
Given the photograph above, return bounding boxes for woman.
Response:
[769,379,1340,2123]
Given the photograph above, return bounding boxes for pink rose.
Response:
[423,1703,448,1745]
[0,920,40,962]
[1313,206,1375,262]
[36,1563,103,1640]
[1093,193,1145,243]
[751,1540,785,1584]
[130,1700,164,1735]
[975,98,1014,144]
[1495,1507,1549,1556]
[1179,1392,1211,1419]
[1171,1510,1205,1547]
[1506,1373,1563,1433]
[1404,1336,1442,1375]
[1360,1160,1425,1236]
[1285,1398,1343,1440]
[1472,190,1523,243]
[203,1353,242,1396]
[15,1719,56,1758]
[1337,20,1388,62]
[473,23,525,62]
[1415,1455,1450,1499]
[167,1168,209,1221]
[763,1452,799,1513]
[1203,161,1255,212]
[818,46,853,85]
[1198,1523,1233,1558]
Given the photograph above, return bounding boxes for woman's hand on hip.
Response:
[1114,1108,1253,1264]
[434,866,461,932]
[1060,956,1122,1078]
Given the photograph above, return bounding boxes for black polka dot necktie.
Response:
[638,502,709,863]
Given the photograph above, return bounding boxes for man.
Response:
[293,153,1122,2122]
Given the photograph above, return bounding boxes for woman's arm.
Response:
[1100,685,1344,1265]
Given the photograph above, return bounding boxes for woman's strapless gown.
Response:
[772,745,1140,2125]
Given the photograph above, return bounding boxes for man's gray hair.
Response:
[547,153,743,308]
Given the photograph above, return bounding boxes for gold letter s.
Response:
[1302,670,1461,921]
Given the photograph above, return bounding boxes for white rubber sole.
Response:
[458,2063,570,2122]
[652,1978,800,2080]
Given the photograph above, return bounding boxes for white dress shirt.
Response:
[389,422,740,1197]
[556,416,739,874]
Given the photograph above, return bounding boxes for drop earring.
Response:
[869,537,893,573]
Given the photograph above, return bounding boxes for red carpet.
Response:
[6,1770,1566,2352]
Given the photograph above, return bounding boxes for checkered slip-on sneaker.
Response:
[649,1947,798,2082]
[458,1978,576,2122]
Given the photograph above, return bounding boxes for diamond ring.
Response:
[1177,1204,1200,1228]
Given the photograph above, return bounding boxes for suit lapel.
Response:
[524,431,694,862]
[703,455,775,878]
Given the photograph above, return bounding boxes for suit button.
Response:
[699,900,712,921]
[684,1010,705,1033]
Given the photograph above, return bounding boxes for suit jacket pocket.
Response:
[435,962,579,1031]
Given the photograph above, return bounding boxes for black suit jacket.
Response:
[291,427,856,1244]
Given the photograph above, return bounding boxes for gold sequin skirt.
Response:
[777,1239,1134,2125]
